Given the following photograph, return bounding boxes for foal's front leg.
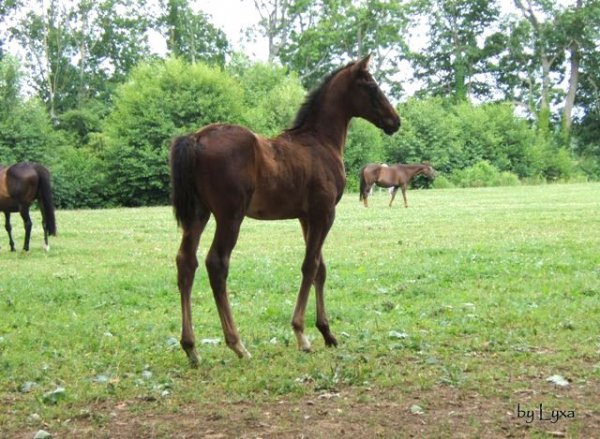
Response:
[293,213,335,351]
[313,254,338,347]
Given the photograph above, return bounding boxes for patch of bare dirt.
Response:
[8,381,599,438]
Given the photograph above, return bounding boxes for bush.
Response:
[383,97,576,181]
[103,58,244,206]
[52,147,110,209]
[344,119,385,191]
[431,175,455,189]
[450,161,520,187]
[229,60,305,136]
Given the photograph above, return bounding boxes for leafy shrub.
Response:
[52,147,110,209]
[344,119,385,191]
[431,175,455,189]
[230,60,305,136]
[383,97,576,182]
[103,58,244,206]
[450,161,520,187]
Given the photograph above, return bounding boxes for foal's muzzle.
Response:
[383,116,401,135]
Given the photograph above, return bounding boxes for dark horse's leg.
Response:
[4,212,16,252]
[293,211,336,351]
[176,214,210,367]
[205,215,251,359]
[19,206,32,251]
[299,218,338,348]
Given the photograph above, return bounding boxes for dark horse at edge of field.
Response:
[359,163,436,208]
[170,55,400,367]
[0,162,56,252]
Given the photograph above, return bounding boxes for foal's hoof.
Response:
[294,333,312,352]
[325,335,338,347]
[186,351,200,369]
[233,343,252,359]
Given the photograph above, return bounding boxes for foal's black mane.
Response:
[287,61,356,132]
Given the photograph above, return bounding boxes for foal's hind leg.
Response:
[206,216,250,359]
[4,212,16,252]
[176,215,209,367]
[19,206,32,251]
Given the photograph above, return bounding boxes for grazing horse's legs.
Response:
[389,187,399,207]
[19,206,32,251]
[176,215,209,367]
[362,183,373,207]
[293,212,335,351]
[389,184,408,208]
[400,184,409,208]
[4,212,15,252]
[205,216,251,359]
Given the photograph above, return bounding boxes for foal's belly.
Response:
[246,190,304,220]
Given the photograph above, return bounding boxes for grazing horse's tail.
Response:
[34,164,56,236]
[359,165,367,201]
[170,135,205,228]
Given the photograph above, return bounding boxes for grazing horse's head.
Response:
[341,55,400,135]
[423,164,437,179]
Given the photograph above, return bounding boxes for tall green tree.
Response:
[251,0,409,93]
[0,56,60,164]
[558,0,600,140]
[409,0,499,101]
[161,0,229,65]
[8,0,153,118]
[511,0,567,135]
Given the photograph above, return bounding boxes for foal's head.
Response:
[340,55,400,135]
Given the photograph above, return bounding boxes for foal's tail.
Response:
[34,164,57,236]
[359,166,367,201]
[170,135,204,228]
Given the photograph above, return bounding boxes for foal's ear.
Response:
[356,54,372,71]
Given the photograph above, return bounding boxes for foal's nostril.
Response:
[384,116,400,133]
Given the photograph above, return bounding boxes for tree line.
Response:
[1,0,598,209]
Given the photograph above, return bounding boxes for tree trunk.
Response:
[562,42,579,139]
[561,0,583,142]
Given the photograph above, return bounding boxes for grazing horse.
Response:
[359,163,436,208]
[0,162,56,251]
[170,55,400,366]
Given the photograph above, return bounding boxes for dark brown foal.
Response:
[170,55,400,366]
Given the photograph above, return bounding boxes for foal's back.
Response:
[184,123,344,221]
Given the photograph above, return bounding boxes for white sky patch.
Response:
[197,0,268,60]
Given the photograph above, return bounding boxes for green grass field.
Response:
[1,183,599,437]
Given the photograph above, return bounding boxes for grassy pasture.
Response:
[1,183,599,437]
